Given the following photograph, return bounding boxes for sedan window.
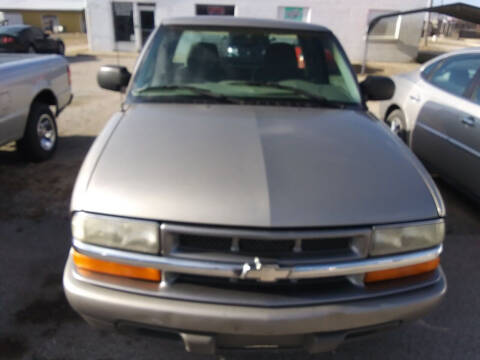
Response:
[0,25,27,36]
[470,83,480,105]
[30,27,45,39]
[420,61,441,80]
[429,56,480,97]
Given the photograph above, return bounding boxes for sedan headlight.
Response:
[72,212,159,254]
[371,220,445,256]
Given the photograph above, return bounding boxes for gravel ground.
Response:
[0,55,479,360]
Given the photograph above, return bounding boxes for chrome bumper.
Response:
[64,255,446,354]
[73,239,443,282]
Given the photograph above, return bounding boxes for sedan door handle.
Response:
[409,94,421,102]
[461,116,476,127]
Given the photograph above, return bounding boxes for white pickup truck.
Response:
[0,54,72,161]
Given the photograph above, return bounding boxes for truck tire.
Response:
[17,103,58,162]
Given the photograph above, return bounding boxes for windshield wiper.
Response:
[134,85,241,104]
[230,81,346,108]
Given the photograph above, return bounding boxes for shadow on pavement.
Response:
[66,54,98,64]
[0,135,95,220]
[54,135,96,161]
[352,63,383,75]
[0,135,95,166]
[416,49,445,64]
[435,178,480,235]
[0,143,20,164]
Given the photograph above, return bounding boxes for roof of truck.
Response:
[162,16,331,32]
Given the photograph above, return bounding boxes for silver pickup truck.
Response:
[64,17,445,355]
[0,54,72,161]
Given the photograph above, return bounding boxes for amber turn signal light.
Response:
[365,257,440,284]
[73,250,161,282]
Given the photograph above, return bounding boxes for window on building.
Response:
[368,10,402,39]
[42,15,59,32]
[196,5,235,16]
[278,7,310,22]
[112,2,134,42]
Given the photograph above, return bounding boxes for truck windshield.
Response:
[130,26,362,107]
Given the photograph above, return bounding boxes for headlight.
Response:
[72,212,159,254]
[371,220,445,256]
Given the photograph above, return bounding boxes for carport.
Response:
[362,2,480,74]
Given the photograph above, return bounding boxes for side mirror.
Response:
[97,65,131,92]
[360,76,395,101]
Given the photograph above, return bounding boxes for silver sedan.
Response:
[378,48,480,200]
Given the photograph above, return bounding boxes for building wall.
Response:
[4,10,85,33]
[85,1,116,51]
[86,0,427,61]
[0,11,23,26]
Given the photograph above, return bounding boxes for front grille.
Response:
[302,237,351,253]
[177,234,231,252]
[162,223,370,264]
[175,273,350,295]
[158,223,371,298]
[176,235,355,259]
[239,238,295,255]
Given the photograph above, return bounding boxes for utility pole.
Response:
[423,0,434,46]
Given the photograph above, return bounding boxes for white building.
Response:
[0,0,86,33]
[85,0,427,62]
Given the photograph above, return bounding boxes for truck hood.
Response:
[76,104,440,227]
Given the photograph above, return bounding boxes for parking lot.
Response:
[1,54,480,360]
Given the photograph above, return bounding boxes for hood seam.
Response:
[253,108,273,226]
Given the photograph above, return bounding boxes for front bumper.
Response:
[63,255,446,354]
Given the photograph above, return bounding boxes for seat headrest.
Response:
[449,67,470,88]
[187,42,220,69]
[264,43,299,70]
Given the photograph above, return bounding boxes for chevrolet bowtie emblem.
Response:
[239,257,291,282]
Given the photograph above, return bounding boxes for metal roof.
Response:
[162,16,331,32]
[362,2,480,74]
[0,0,85,12]
[368,2,480,34]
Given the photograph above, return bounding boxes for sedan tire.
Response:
[386,109,408,143]
[57,42,65,55]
